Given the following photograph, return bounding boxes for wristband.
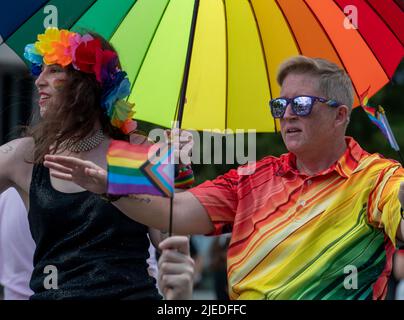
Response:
[174,164,195,189]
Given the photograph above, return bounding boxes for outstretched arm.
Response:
[115,191,212,235]
[44,155,214,235]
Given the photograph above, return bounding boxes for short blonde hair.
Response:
[277,56,354,112]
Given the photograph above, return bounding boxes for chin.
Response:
[283,138,306,154]
[39,106,47,117]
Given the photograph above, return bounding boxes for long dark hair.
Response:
[26,32,129,163]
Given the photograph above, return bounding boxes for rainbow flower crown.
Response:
[24,28,136,134]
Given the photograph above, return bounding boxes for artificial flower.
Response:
[23,27,135,134]
[102,70,126,94]
[121,119,138,135]
[74,38,103,77]
[35,28,74,66]
[31,63,42,76]
[100,51,118,84]
[103,76,131,115]
[34,28,61,55]
[23,44,43,65]
[69,33,92,64]
[110,99,135,129]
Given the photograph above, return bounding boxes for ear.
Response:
[334,105,349,128]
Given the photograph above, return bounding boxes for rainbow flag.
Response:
[107,140,174,197]
[361,105,389,138]
[360,90,400,152]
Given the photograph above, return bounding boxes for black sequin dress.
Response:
[28,164,161,300]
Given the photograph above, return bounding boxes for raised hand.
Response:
[165,129,194,165]
[44,155,107,194]
[158,236,195,300]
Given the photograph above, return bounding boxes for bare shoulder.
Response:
[0,137,34,193]
[1,137,35,161]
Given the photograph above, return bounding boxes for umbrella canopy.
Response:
[1,0,403,132]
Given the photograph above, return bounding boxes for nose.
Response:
[34,70,47,90]
[282,102,297,120]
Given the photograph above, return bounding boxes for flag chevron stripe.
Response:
[107,140,174,197]
[141,160,172,197]
[141,144,174,197]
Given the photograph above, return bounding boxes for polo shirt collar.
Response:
[279,137,365,179]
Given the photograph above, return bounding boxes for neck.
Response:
[295,137,347,176]
[66,123,105,154]
[86,122,102,137]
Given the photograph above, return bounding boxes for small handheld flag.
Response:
[360,89,402,163]
[362,105,400,152]
[107,140,174,197]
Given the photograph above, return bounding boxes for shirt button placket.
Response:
[295,180,310,221]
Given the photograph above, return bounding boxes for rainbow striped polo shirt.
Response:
[189,137,403,300]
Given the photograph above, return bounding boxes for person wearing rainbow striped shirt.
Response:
[45,56,404,300]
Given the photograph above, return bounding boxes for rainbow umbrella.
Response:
[1,0,403,132]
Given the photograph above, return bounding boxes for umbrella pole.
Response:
[176,0,200,127]
[168,0,199,236]
[169,195,173,237]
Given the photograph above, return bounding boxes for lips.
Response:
[285,127,302,134]
[39,92,50,103]
[38,94,50,108]
[39,92,50,98]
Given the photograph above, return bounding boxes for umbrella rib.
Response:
[274,0,303,54]
[302,0,363,103]
[247,1,272,100]
[126,0,171,101]
[395,0,404,11]
[69,0,100,32]
[176,0,200,129]
[2,0,52,43]
[108,0,139,41]
[366,0,404,47]
[248,0,276,132]
[273,0,305,132]
[171,0,200,238]
[333,1,391,81]
[223,0,229,130]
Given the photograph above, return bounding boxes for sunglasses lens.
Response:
[270,99,288,118]
[292,96,313,116]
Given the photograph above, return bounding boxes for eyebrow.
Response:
[41,64,64,71]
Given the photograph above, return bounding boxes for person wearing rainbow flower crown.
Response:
[0,28,194,300]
